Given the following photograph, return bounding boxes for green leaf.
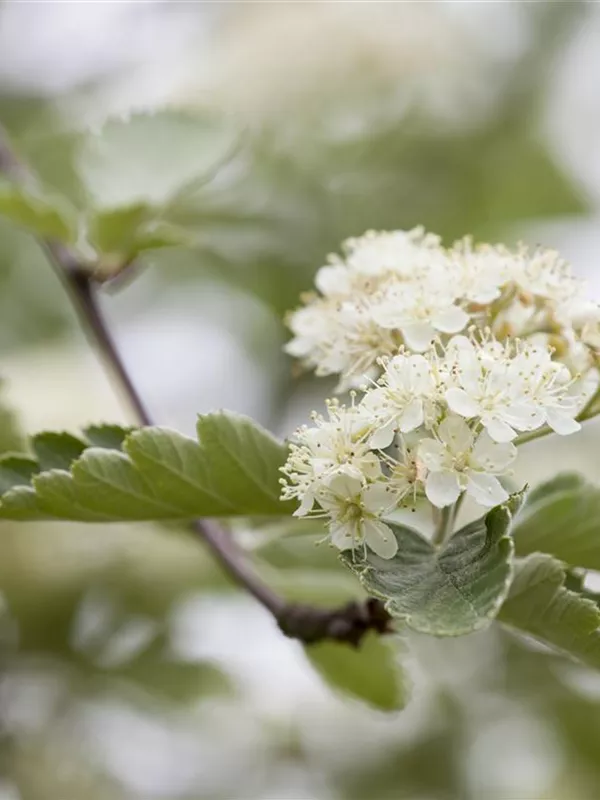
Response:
[0,180,76,241]
[102,636,232,704]
[0,456,39,493]
[513,473,600,570]
[498,554,600,669]
[0,412,291,522]
[305,633,410,711]
[87,203,191,265]
[83,424,132,451]
[32,432,88,471]
[78,110,238,209]
[342,501,517,636]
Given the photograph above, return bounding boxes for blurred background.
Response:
[1,1,600,798]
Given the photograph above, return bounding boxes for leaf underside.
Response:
[341,499,519,637]
[0,413,292,522]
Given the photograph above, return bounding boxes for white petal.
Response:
[361,453,384,480]
[465,472,509,508]
[362,518,398,559]
[546,408,581,436]
[438,415,474,452]
[399,398,424,432]
[369,421,396,450]
[401,322,435,352]
[361,482,394,514]
[445,388,480,419]
[472,432,517,472]
[294,491,315,516]
[407,355,435,393]
[418,438,446,470]
[425,471,462,508]
[315,265,350,296]
[433,305,470,334]
[483,416,518,443]
[503,403,545,432]
[326,472,362,498]
[330,522,357,551]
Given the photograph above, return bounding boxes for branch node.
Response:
[277,597,393,647]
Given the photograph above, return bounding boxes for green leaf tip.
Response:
[341,496,519,637]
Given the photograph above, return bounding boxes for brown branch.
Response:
[0,127,392,647]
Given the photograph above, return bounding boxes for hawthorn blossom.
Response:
[285,227,599,393]
[314,473,398,558]
[505,346,581,435]
[361,353,439,449]
[281,227,595,559]
[418,416,516,508]
[371,276,469,351]
[280,401,381,516]
[444,337,582,442]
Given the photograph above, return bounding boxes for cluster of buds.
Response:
[281,228,599,558]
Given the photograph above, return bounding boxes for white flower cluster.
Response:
[281,335,584,558]
[281,226,599,558]
[285,227,600,391]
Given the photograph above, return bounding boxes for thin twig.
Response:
[0,128,392,646]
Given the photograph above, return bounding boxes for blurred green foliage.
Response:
[0,2,599,798]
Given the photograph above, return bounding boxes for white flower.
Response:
[505,346,582,435]
[418,416,516,508]
[510,246,582,306]
[280,401,381,516]
[360,353,439,448]
[344,227,442,278]
[448,238,509,305]
[284,301,337,364]
[371,275,469,351]
[444,336,532,442]
[316,473,398,558]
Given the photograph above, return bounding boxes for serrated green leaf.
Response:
[0,456,39,493]
[305,633,410,711]
[83,424,132,450]
[79,110,238,209]
[498,554,600,669]
[0,412,291,522]
[513,473,600,570]
[0,180,76,241]
[32,432,88,471]
[342,502,516,636]
[195,412,290,514]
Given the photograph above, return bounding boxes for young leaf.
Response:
[87,203,190,265]
[498,553,600,669]
[341,501,517,636]
[0,413,292,522]
[513,473,600,570]
[0,180,76,241]
[78,110,238,209]
[305,633,410,712]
